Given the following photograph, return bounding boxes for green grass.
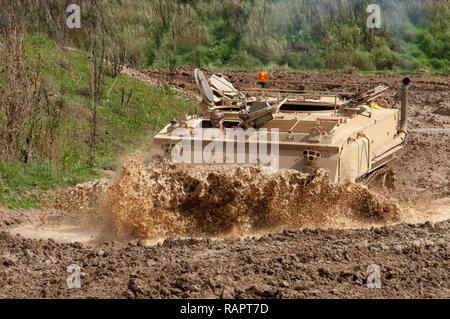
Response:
[0,35,198,209]
[398,42,449,75]
[0,159,99,209]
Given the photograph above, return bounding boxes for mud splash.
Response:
[59,160,402,240]
[399,197,450,224]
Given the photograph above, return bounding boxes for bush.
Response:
[352,51,375,71]
[287,51,305,69]
[325,50,350,70]
[430,58,446,70]
[235,50,262,69]
[419,31,449,61]
[371,44,397,70]
[398,21,417,43]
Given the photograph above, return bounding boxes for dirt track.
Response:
[0,221,448,298]
[0,70,448,299]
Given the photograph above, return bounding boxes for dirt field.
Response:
[0,70,448,299]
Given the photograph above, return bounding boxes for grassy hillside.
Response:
[0,34,197,209]
[2,0,447,74]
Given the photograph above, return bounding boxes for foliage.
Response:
[1,0,448,73]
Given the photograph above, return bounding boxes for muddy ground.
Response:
[0,70,448,299]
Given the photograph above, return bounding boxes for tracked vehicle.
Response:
[151,70,410,188]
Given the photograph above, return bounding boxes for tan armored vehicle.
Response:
[151,70,410,188]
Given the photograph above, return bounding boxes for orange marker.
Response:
[258,71,268,81]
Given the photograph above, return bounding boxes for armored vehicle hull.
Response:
[151,70,410,186]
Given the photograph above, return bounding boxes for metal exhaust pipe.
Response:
[371,78,411,160]
[400,77,410,132]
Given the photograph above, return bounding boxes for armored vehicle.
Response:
[151,70,410,188]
